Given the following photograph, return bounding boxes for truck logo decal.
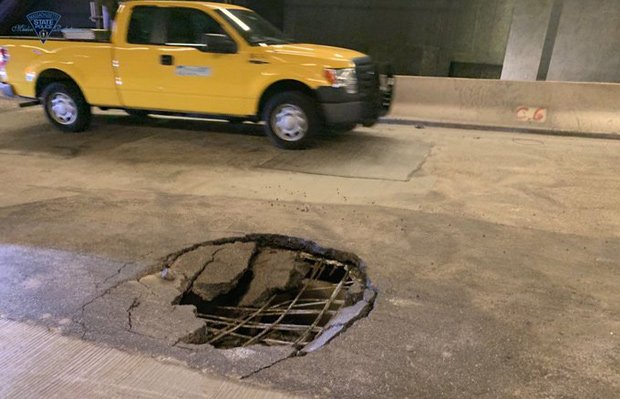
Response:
[176,66,212,77]
[26,11,62,44]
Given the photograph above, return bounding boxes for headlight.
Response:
[324,67,357,94]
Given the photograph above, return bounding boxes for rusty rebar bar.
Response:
[295,267,351,346]
[207,295,276,345]
[241,261,323,347]
[206,327,294,346]
[202,315,323,333]
[205,308,336,317]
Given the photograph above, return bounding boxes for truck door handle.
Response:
[160,55,174,66]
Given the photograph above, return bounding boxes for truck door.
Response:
[114,5,171,110]
[155,6,254,116]
[115,5,254,116]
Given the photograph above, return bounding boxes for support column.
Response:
[500,0,554,81]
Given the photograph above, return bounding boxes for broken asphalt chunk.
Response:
[191,242,256,302]
[239,248,310,307]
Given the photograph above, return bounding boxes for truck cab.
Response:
[0,1,393,149]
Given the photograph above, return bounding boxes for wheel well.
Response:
[257,80,316,117]
[35,69,80,98]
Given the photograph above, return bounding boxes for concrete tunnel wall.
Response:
[547,0,620,83]
[390,76,620,136]
[284,0,620,83]
[283,0,516,77]
[501,0,620,83]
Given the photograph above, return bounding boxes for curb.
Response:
[381,118,620,141]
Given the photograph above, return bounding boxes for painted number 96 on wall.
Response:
[516,106,547,123]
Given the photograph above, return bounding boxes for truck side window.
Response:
[127,6,160,45]
[166,8,226,45]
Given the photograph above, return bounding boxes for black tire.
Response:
[329,123,358,134]
[125,109,151,119]
[262,91,319,150]
[42,82,91,133]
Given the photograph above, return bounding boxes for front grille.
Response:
[378,64,395,112]
[354,56,379,99]
[352,56,395,119]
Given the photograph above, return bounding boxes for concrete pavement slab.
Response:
[0,191,617,398]
[0,107,618,398]
[259,133,432,181]
[0,318,308,399]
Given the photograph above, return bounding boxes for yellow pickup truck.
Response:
[0,1,393,149]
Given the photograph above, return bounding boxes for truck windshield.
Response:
[216,8,292,46]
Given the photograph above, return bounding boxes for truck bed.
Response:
[0,37,119,106]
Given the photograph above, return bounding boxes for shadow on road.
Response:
[100,113,266,137]
[0,111,412,176]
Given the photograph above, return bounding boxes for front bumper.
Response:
[320,98,380,127]
[317,58,395,127]
[0,82,16,98]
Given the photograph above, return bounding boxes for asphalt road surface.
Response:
[0,103,618,398]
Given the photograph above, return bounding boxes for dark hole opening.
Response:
[178,245,364,349]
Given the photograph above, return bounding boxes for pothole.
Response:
[160,234,377,353]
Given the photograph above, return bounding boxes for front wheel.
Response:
[42,82,91,133]
[262,92,319,150]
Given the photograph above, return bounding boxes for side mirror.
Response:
[200,34,237,54]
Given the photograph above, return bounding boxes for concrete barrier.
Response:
[388,76,620,137]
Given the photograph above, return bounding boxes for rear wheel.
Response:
[42,82,91,132]
[262,92,319,150]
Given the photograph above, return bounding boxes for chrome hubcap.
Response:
[49,93,78,125]
[271,104,308,142]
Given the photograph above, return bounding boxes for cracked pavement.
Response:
[77,236,376,378]
[0,106,619,398]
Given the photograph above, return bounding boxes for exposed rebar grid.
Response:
[196,254,356,349]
